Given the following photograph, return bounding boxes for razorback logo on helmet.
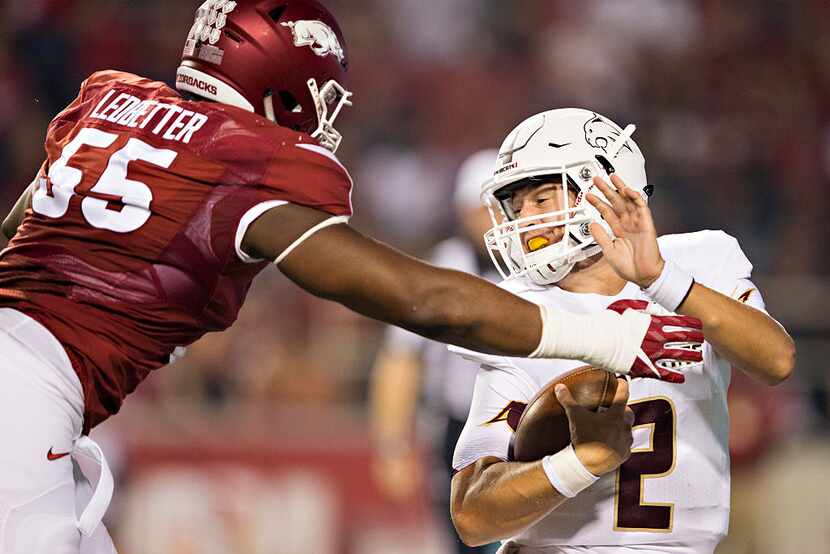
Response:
[583,113,633,154]
[281,20,345,63]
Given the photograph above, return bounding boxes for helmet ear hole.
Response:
[268,5,288,22]
[224,29,243,43]
[595,155,616,176]
[278,90,302,113]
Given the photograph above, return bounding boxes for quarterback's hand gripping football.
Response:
[586,174,665,289]
[555,379,635,477]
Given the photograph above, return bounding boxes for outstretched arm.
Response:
[242,202,703,375]
[587,174,796,385]
[243,202,542,355]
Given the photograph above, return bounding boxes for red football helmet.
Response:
[176,0,353,152]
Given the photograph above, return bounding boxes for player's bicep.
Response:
[270,216,445,321]
[238,201,346,264]
[240,201,432,322]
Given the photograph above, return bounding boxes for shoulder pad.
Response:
[658,230,752,292]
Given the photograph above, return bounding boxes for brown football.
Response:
[510,366,621,462]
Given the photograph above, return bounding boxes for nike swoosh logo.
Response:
[548,142,571,148]
[47,447,71,461]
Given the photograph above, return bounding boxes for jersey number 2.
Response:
[32,127,177,233]
[614,397,676,532]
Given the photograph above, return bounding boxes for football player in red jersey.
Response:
[0,1,704,552]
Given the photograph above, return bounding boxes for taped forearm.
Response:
[530,304,650,374]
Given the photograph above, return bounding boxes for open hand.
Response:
[586,174,664,288]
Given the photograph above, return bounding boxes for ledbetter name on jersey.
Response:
[0,70,353,431]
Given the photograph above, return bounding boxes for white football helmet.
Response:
[481,108,650,285]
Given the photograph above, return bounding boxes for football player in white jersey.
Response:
[449,108,796,554]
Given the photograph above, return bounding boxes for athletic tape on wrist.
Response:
[528,304,645,375]
[529,304,556,359]
[541,445,599,498]
[642,260,694,312]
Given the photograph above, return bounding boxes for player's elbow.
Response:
[767,337,796,385]
[451,508,492,547]
[450,462,503,547]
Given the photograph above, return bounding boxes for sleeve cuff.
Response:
[234,200,289,263]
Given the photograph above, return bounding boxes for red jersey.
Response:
[0,71,353,430]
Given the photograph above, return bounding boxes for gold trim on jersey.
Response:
[482,401,526,431]
[613,395,677,533]
[629,422,655,453]
[483,405,513,426]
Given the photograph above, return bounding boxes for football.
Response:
[510,366,621,462]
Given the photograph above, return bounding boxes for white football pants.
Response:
[0,308,116,554]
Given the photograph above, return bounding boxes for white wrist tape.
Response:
[541,445,599,498]
[529,304,650,375]
[642,260,694,312]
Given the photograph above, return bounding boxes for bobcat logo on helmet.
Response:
[583,113,633,154]
[281,20,345,64]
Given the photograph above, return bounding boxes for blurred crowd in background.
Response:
[2,1,829,553]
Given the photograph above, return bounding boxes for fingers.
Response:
[555,383,575,406]
[609,174,647,208]
[608,378,630,413]
[589,221,615,251]
[641,341,704,363]
[555,384,584,418]
[623,406,636,426]
[592,176,626,212]
[659,347,703,363]
[659,369,685,384]
[623,185,647,207]
[586,194,625,237]
[664,329,705,343]
[630,358,686,383]
[655,314,703,330]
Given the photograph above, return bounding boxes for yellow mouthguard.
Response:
[527,236,550,252]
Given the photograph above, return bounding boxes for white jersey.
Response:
[452,231,767,550]
[383,237,501,421]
